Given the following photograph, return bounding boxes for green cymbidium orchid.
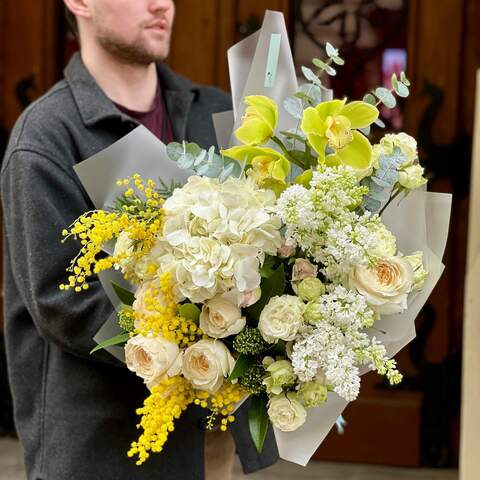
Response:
[300,99,379,179]
[235,95,278,146]
[221,145,290,196]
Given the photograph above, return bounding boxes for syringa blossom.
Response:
[290,285,400,402]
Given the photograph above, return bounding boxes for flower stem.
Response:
[379,187,403,216]
[271,135,305,169]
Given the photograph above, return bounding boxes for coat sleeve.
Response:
[1,148,122,367]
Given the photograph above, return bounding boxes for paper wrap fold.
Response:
[72,9,452,467]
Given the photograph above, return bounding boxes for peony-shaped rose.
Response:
[398,164,427,190]
[258,295,306,343]
[349,256,414,314]
[292,258,318,282]
[125,334,182,390]
[297,277,325,302]
[297,381,328,408]
[182,339,235,394]
[199,297,246,339]
[262,358,296,395]
[268,393,307,432]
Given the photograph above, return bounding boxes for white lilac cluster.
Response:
[152,176,282,303]
[315,212,381,282]
[276,166,391,283]
[290,285,395,402]
[276,166,367,249]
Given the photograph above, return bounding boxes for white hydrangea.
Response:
[152,176,282,303]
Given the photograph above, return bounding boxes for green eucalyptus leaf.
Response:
[111,282,135,306]
[374,118,386,128]
[400,71,411,86]
[375,87,396,108]
[331,55,345,66]
[293,92,314,103]
[311,59,336,76]
[166,142,184,161]
[396,82,410,98]
[193,149,207,167]
[90,332,130,354]
[391,73,399,90]
[299,83,325,105]
[283,97,303,119]
[184,142,203,157]
[325,42,339,58]
[177,153,195,169]
[248,395,269,453]
[301,65,322,85]
[363,93,376,105]
[358,126,371,136]
[219,162,236,182]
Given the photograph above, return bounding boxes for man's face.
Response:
[88,0,175,65]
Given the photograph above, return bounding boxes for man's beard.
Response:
[97,29,168,66]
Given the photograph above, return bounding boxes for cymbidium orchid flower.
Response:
[235,95,278,145]
[222,145,290,196]
[300,99,379,180]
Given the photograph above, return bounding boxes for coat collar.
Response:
[64,52,198,141]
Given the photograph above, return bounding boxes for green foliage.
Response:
[248,395,269,453]
[229,354,256,381]
[375,87,397,108]
[233,327,269,355]
[178,303,201,323]
[112,282,135,306]
[240,364,267,395]
[155,177,181,198]
[301,65,323,85]
[247,264,286,322]
[311,58,336,76]
[325,42,345,65]
[167,141,242,181]
[90,332,130,354]
[391,72,410,97]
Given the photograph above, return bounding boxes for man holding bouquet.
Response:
[0,0,278,478]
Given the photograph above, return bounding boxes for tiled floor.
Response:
[0,437,458,480]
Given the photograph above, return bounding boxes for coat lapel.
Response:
[163,89,194,142]
[157,62,198,142]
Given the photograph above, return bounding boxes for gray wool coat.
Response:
[1,53,278,480]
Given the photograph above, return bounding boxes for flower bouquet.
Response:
[61,11,451,467]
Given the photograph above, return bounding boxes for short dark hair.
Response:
[64,6,78,37]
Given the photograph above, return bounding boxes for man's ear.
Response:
[63,0,92,20]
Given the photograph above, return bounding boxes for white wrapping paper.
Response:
[220,10,299,147]
[273,189,452,465]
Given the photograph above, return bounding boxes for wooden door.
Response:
[168,0,292,91]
